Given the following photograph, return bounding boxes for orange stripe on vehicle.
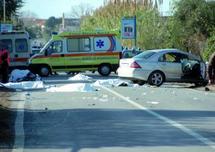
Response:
[34,52,120,59]
[63,34,116,38]
[11,58,28,62]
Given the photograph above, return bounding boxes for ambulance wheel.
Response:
[98,64,111,76]
[39,66,50,77]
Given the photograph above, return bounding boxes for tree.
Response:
[0,0,23,20]
[81,0,163,48]
[203,30,215,60]
[43,16,61,40]
[171,0,215,55]
[19,11,42,39]
[174,0,215,37]
[19,11,38,27]
[69,3,93,18]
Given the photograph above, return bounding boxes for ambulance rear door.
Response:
[11,37,31,67]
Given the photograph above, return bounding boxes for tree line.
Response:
[81,0,215,60]
[1,0,215,60]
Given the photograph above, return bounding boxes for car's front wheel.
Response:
[39,66,50,77]
[148,71,165,86]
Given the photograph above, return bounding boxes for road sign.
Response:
[0,24,13,32]
[121,17,136,39]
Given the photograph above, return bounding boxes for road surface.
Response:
[0,73,215,152]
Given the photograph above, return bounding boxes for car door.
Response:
[158,52,188,80]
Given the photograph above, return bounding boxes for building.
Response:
[59,13,80,32]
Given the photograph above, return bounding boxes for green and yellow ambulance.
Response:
[29,32,122,76]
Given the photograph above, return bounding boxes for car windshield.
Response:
[134,51,156,59]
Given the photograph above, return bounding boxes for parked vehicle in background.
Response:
[117,49,208,86]
[31,46,42,55]
[0,31,32,69]
[122,48,142,58]
[29,31,122,77]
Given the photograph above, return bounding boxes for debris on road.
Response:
[205,87,210,91]
[94,79,135,87]
[147,101,160,105]
[3,81,45,90]
[46,83,96,92]
[69,74,93,81]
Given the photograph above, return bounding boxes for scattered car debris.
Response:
[205,87,210,91]
[147,101,160,105]
[3,81,45,91]
[46,83,96,92]
[68,73,93,81]
[93,79,134,87]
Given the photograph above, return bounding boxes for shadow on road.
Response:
[16,108,215,152]
[0,107,16,151]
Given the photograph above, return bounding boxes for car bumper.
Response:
[117,67,151,81]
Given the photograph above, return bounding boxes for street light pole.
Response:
[3,0,6,22]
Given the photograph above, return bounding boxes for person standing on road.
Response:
[0,42,10,83]
[208,51,215,84]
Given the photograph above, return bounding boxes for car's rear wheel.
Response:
[98,64,111,76]
[39,66,50,77]
[148,71,165,86]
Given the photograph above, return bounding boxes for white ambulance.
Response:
[0,31,32,69]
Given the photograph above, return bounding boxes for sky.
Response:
[20,0,106,19]
[20,0,171,19]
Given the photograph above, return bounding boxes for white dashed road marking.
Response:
[101,86,215,150]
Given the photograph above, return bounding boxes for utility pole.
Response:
[3,0,6,22]
[134,0,137,48]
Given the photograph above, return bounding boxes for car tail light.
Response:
[130,61,141,68]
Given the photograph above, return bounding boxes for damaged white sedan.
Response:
[117,49,208,86]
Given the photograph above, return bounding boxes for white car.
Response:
[117,49,208,86]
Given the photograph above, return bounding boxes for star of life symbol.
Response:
[96,39,104,48]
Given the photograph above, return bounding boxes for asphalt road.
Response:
[1,72,215,152]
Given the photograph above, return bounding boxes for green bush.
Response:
[203,31,215,61]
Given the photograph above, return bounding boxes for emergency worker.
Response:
[0,42,10,83]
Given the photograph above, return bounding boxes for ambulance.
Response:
[29,32,122,76]
[0,31,32,69]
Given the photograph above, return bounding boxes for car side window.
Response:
[67,38,90,52]
[159,53,188,63]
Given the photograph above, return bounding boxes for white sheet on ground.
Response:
[93,79,136,87]
[9,69,31,82]
[4,81,44,90]
[46,83,96,92]
[68,74,93,81]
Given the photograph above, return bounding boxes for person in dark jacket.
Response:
[0,42,10,83]
[208,51,215,84]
